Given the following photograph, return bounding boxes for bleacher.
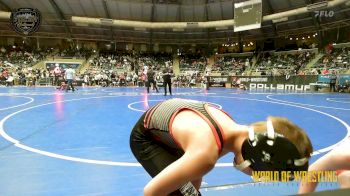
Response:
[310,47,350,74]
[1,43,350,89]
[253,49,317,76]
[213,54,253,76]
[179,54,207,75]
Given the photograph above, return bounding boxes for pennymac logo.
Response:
[249,83,310,91]
[10,8,41,36]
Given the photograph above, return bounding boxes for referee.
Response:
[162,66,173,96]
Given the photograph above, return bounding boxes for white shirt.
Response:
[6,76,14,82]
[65,68,75,80]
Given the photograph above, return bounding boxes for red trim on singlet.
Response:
[204,104,226,145]
[168,108,222,154]
[144,103,161,128]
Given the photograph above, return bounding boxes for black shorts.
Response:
[129,113,185,195]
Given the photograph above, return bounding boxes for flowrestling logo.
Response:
[314,10,335,18]
[10,8,41,35]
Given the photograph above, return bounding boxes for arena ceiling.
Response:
[0,0,349,45]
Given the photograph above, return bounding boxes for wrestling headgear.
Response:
[234,120,309,179]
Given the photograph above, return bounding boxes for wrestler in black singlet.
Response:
[130,98,228,179]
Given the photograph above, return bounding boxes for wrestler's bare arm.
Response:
[299,142,350,194]
[143,110,220,196]
[143,146,217,196]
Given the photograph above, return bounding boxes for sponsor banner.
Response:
[209,76,229,87]
[238,77,269,83]
[231,75,318,91]
[338,75,350,85]
[249,83,310,91]
[318,75,331,83]
[318,75,350,85]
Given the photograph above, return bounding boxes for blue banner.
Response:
[317,75,331,83]
[338,75,350,85]
[318,75,350,85]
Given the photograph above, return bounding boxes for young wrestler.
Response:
[130,98,313,196]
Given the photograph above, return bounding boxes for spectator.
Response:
[132,72,138,86]
[53,63,61,86]
[5,74,14,86]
